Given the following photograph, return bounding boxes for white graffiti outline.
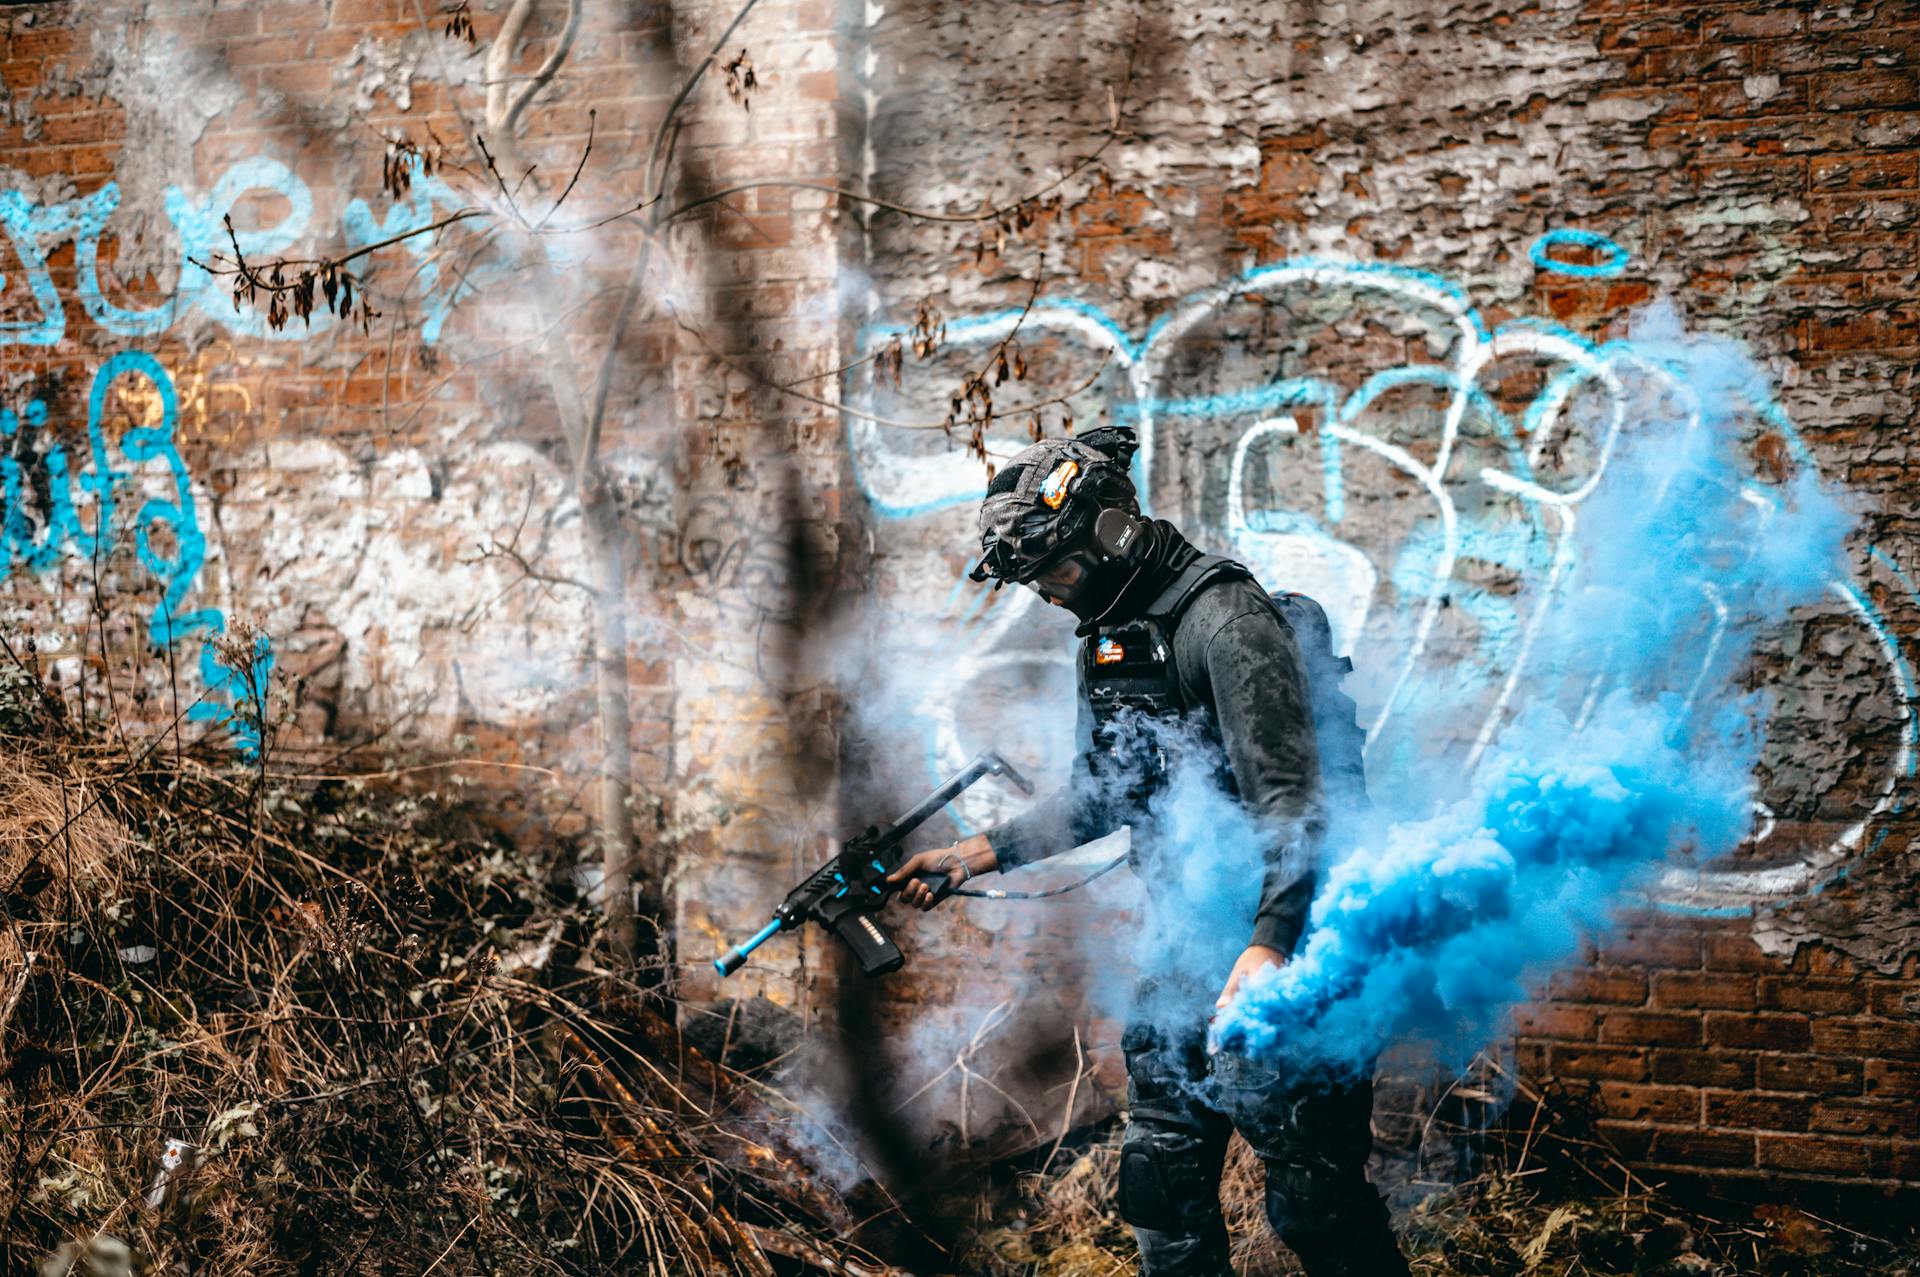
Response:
[850,249,1917,912]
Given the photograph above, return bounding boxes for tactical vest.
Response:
[1081,554,1370,816]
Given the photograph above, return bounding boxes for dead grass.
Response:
[0,652,864,1276]
[965,1065,1920,1277]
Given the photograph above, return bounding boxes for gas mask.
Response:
[1027,507,1148,623]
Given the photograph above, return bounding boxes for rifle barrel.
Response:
[714,918,782,976]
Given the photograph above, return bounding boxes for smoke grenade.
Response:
[1208,303,1857,1081]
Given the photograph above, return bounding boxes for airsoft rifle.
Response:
[714,749,1034,977]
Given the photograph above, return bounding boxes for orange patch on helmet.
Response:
[1039,459,1079,509]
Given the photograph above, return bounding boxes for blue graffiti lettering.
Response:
[4,154,482,348]
[2,354,270,753]
[1529,228,1630,279]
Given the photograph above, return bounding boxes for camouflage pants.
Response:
[1117,1011,1409,1277]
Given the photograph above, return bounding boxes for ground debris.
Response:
[0,674,856,1276]
[955,1088,1919,1277]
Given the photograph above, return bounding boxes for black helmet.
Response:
[969,426,1140,586]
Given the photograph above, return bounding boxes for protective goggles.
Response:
[970,501,1095,586]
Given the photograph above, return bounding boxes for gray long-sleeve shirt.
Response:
[983,574,1328,957]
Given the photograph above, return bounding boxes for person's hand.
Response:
[886,833,997,910]
[1215,944,1285,1012]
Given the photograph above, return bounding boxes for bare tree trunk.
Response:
[581,477,642,959]
[485,0,642,966]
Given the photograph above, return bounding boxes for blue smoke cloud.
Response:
[1204,302,1858,1080]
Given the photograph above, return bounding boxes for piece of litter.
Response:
[144,1138,199,1211]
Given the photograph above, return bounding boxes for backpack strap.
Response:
[1139,553,1252,633]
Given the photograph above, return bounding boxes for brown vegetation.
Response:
[0,651,866,1276]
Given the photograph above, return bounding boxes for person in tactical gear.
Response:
[888,426,1409,1277]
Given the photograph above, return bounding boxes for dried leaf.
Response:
[1520,1204,1581,1268]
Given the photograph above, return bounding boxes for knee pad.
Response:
[1117,1110,1220,1235]
[1117,1128,1182,1233]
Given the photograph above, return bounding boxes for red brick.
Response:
[1815,70,1920,110]
[1758,975,1866,1014]
[1700,76,1811,118]
[1813,1019,1920,1059]
[1758,1134,1892,1176]
[1811,194,1920,232]
[1808,307,1920,351]
[322,0,408,21]
[199,5,259,37]
[1811,153,1920,190]
[1701,9,1807,40]
[1847,0,1920,24]
[1760,1055,1864,1093]
[1867,981,1920,1017]
[1549,1044,1652,1082]
[1600,1082,1702,1124]
[794,70,838,104]
[1702,932,1780,973]
[1705,1089,1812,1131]
[255,2,329,30]
[1600,920,1705,970]
[1706,1012,1812,1052]
[1512,1003,1599,1040]
[1895,1143,1920,1180]
[1649,1128,1756,1168]
[223,36,321,68]
[1549,966,1650,1005]
[1595,1119,1655,1160]
[1629,44,1751,82]
[1601,1009,1704,1047]
[1654,1049,1755,1088]
[1865,1059,1920,1099]
[1651,971,1756,1010]
[1513,1040,1552,1081]
[69,146,115,177]
[4,30,73,61]
[1811,1099,1919,1138]
[1596,14,1702,51]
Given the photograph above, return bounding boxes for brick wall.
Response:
[2,0,1916,1195]
[1519,915,1920,1189]
[845,0,1920,1193]
[0,0,852,899]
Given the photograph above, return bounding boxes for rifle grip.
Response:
[831,911,904,977]
[911,871,957,905]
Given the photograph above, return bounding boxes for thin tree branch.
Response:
[664,136,1116,227]
[484,0,538,128]
[188,209,486,287]
[501,0,584,139]
[535,107,595,231]
[642,0,765,200]
[471,531,596,597]
[668,306,1112,432]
